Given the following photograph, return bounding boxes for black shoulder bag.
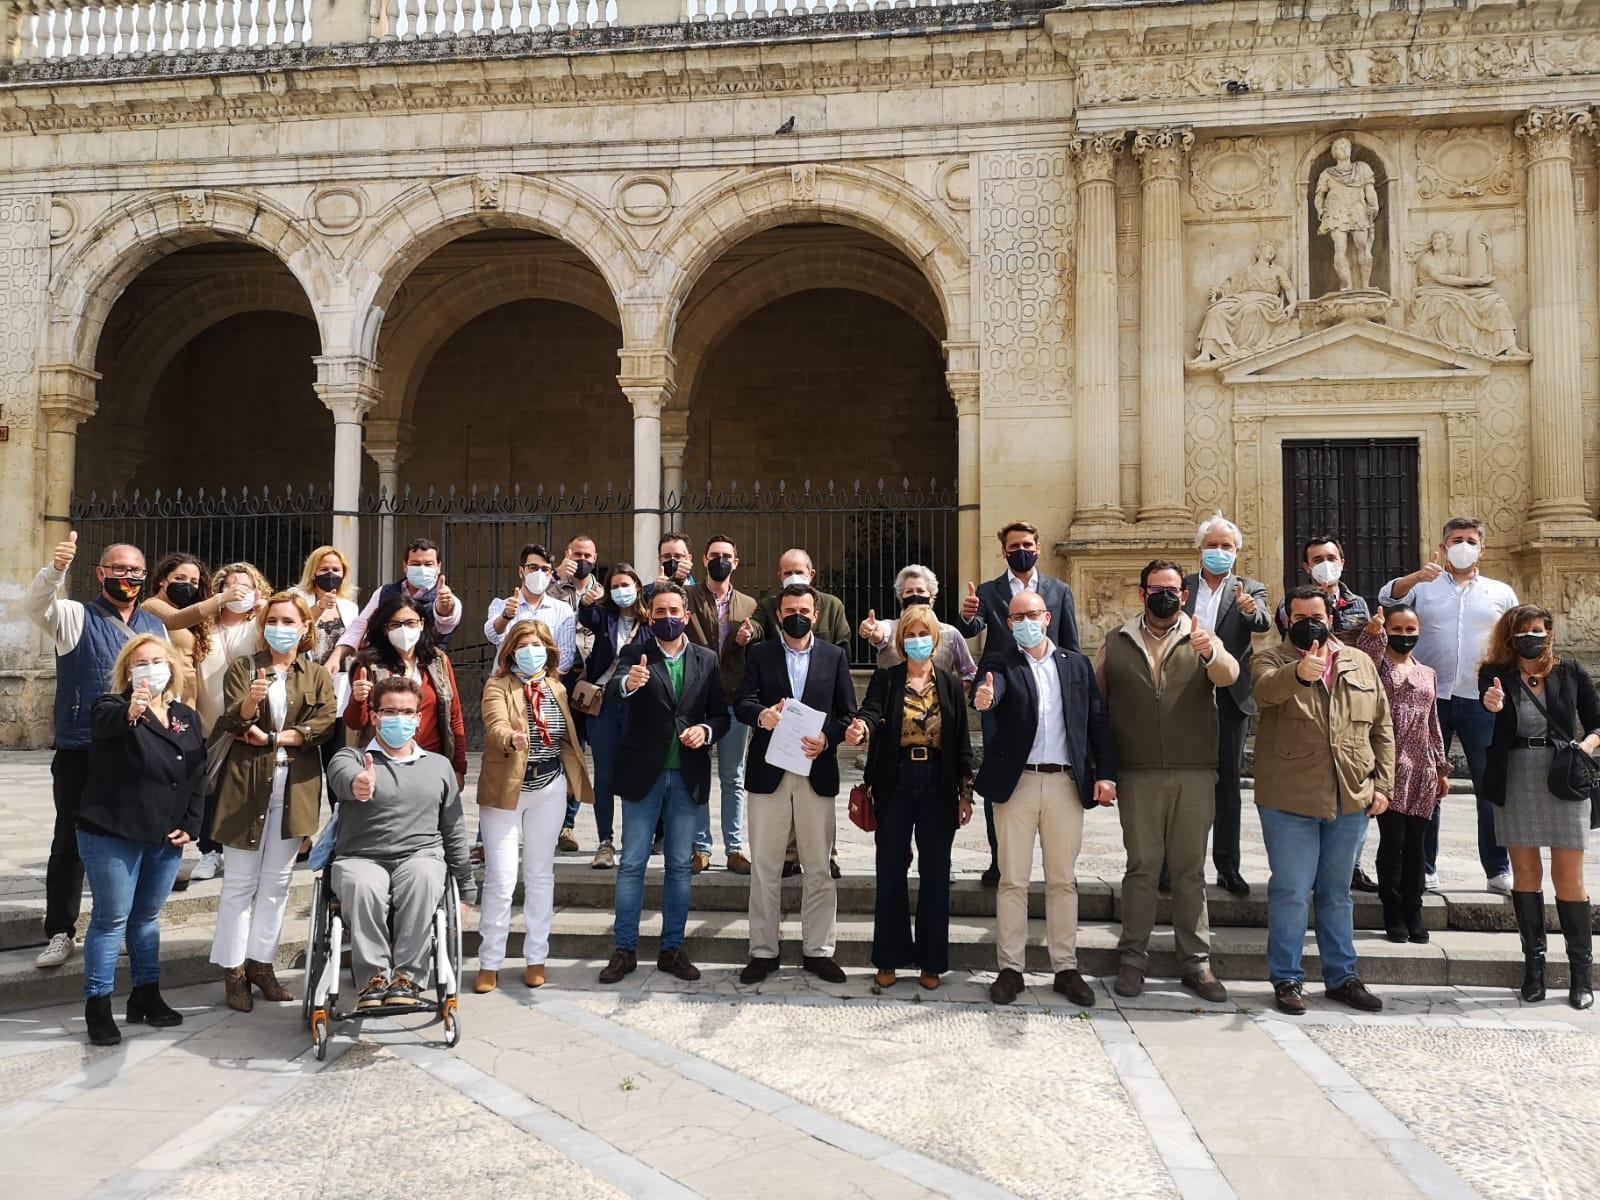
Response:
[1514,674,1600,827]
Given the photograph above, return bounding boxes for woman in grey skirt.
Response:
[1479,603,1599,1010]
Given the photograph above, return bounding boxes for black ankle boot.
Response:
[1511,890,1547,1002]
[126,983,183,1027]
[85,995,121,1046]
[1380,895,1406,943]
[1556,898,1594,1011]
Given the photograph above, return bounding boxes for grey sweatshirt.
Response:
[327,744,475,903]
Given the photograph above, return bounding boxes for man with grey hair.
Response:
[1182,513,1270,895]
[858,564,977,687]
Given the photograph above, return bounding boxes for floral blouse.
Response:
[1357,630,1451,818]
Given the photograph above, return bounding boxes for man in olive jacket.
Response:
[1251,586,1395,1018]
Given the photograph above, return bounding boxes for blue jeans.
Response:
[585,700,625,844]
[695,720,748,855]
[76,830,182,998]
[1429,696,1508,878]
[614,770,698,952]
[1258,806,1366,987]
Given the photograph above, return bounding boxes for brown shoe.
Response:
[223,966,253,1013]
[557,827,580,853]
[244,958,294,1002]
[386,974,423,1008]
[874,970,898,988]
[1325,976,1383,1013]
[1181,969,1228,1004]
[1274,980,1307,1015]
[524,964,547,988]
[990,967,1025,1006]
[473,969,499,994]
[1053,969,1095,1007]
[1113,965,1144,998]
[691,851,711,875]
[357,974,390,1010]
[657,948,701,981]
[726,851,752,875]
[598,949,637,985]
[919,972,941,990]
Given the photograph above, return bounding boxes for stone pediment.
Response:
[1217,320,1491,385]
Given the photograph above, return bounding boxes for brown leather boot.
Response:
[223,966,253,1013]
[244,958,294,1002]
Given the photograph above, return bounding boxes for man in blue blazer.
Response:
[975,591,1117,1008]
[735,584,857,986]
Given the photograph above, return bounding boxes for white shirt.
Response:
[484,590,578,670]
[267,667,290,766]
[366,737,424,766]
[1378,571,1518,699]
[1024,640,1070,766]
[1006,570,1039,600]
[1194,573,1230,633]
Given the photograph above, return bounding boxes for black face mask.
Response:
[899,594,932,609]
[313,571,343,594]
[1387,634,1420,656]
[573,560,595,581]
[103,575,143,604]
[165,581,201,609]
[1513,633,1548,661]
[781,613,813,640]
[651,616,686,643]
[706,556,734,583]
[1288,618,1329,652]
[1144,591,1181,620]
[1006,548,1039,575]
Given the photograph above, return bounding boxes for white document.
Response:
[764,699,826,776]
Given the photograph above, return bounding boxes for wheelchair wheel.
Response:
[301,880,328,1023]
[311,1010,331,1061]
[438,879,463,1007]
[442,996,462,1049]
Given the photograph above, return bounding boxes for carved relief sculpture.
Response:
[1314,136,1379,292]
[1406,229,1527,359]
[1191,241,1301,365]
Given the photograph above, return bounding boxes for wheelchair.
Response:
[303,862,463,1060]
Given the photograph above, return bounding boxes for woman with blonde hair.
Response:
[291,545,360,668]
[475,619,593,992]
[77,635,206,1044]
[209,592,334,1011]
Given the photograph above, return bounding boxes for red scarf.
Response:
[523,681,553,748]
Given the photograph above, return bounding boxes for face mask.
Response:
[781,613,813,640]
[706,556,734,583]
[1446,542,1481,570]
[1011,618,1045,649]
[1387,633,1419,656]
[130,662,171,694]
[651,615,686,642]
[611,586,637,609]
[1288,618,1329,652]
[573,560,594,581]
[388,625,423,653]
[904,635,935,662]
[781,572,811,589]
[103,575,143,604]
[899,594,931,609]
[1309,560,1342,586]
[225,590,257,614]
[514,644,548,677]
[1145,591,1181,620]
[263,624,302,654]
[166,581,201,609]
[406,564,439,591]
[377,714,419,747]
[1513,632,1548,661]
[1200,548,1235,575]
[1006,548,1039,575]
[523,569,551,595]
[314,571,342,594]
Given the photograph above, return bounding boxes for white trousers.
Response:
[476,774,567,969]
[209,786,300,968]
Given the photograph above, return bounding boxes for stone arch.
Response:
[652,164,971,353]
[346,174,638,361]
[46,188,331,371]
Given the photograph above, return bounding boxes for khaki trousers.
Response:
[1117,767,1216,972]
[994,772,1085,973]
[748,773,837,959]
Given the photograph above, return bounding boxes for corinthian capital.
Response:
[1131,127,1195,183]
[1514,107,1594,163]
[1067,129,1127,185]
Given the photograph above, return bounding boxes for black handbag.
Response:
[1513,675,1600,824]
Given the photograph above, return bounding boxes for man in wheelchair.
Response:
[327,677,475,1009]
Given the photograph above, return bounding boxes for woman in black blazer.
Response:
[78,635,207,1045]
[846,607,974,990]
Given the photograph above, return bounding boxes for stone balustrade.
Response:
[7,0,312,59]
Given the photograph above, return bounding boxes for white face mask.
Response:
[130,661,171,694]
[781,572,811,589]
[388,625,423,653]
[523,569,551,595]
[225,589,257,613]
[1309,560,1342,586]
[1446,541,1481,570]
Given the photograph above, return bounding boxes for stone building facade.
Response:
[0,0,1598,745]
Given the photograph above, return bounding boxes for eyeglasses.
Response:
[101,566,147,580]
[374,707,418,718]
[384,620,424,632]
[1007,611,1047,625]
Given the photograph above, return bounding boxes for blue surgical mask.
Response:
[1200,548,1236,575]
[377,714,418,747]
[611,586,637,609]
[904,635,935,662]
[405,564,439,591]
[1011,618,1046,650]
[514,644,548,677]
[263,625,301,654]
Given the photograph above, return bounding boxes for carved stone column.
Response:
[1132,127,1193,530]
[620,347,676,570]
[1515,107,1595,529]
[37,364,101,529]
[364,418,413,583]
[314,356,382,580]
[660,408,689,522]
[1068,130,1126,527]
[944,339,981,591]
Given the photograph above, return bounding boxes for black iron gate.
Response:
[1282,438,1419,605]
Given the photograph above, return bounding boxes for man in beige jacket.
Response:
[1251,585,1395,1016]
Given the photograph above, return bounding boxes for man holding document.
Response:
[736,583,857,984]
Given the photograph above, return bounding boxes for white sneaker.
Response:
[189,850,223,882]
[1424,870,1441,892]
[592,840,616,870]
[35,932,75,969]
[1486,872,1513,896]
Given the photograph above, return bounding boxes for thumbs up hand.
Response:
[975,671,996,711]
[1296,644,1328,684]
[858,609,882,643]
[350,664,372,704]
[128,681,152,723]
[844,717,868,746]
[1190,625,1214,662]
[435,575,456,616]
[509,716,529,753]
[1420,551,1444,584]
[759,696,786,732]
[53,530,78,573]
[735,617,755,647]
[961,582,980,621]
[1365,606,1386,638]
[1234,579,1258,616]
[1484,675,1506,713]
[625,660,651,693]
[241,667,271,720]
[353,752,377,802]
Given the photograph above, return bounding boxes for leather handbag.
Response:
[571,679,604,717]
[1513,675,1600,824]
[848,783,877,833]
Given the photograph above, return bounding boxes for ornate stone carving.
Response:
[1131,127,1193,182]
[178,190,208,223]
[1067,131,1124,185]
[1560,574,1600,646]
[1405,228,1527,360]
[936,160,972,213]
[1514,106,1593,163]
[612,174,675,226]
[1415,128,1516,201]
[790,164,818,201]
[1190,242,1299,366]
[1188,137,1279,212]
[1314,136,1379,292]
[0,196,47,433]
[472,172,502,210]
[306,184,367,236]
[47,197,77,245]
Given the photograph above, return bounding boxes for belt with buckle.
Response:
[904,745,939,761]
[1512,736,1554,748]
[1023,763,1070,774]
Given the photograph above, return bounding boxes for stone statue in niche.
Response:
[1191,241,1301,365]
[1406,228,1526,359]
[1314,136,1379,292]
